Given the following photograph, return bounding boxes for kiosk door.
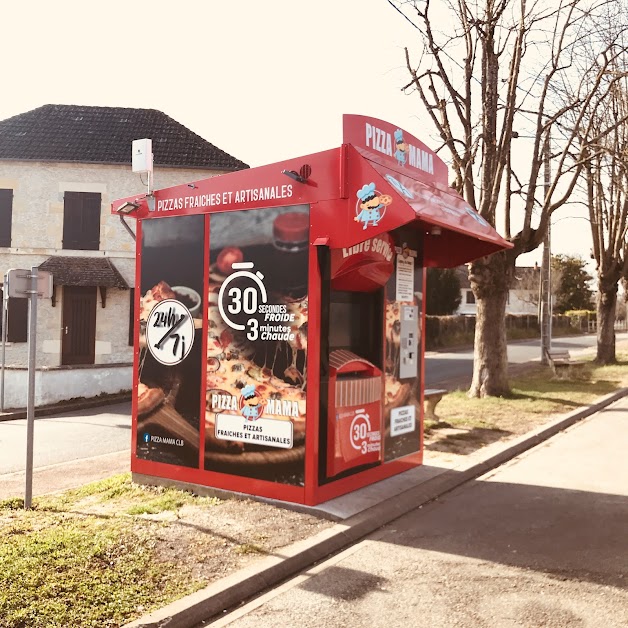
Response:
[327,350,382,477]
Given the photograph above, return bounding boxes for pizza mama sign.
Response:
[210,393,300,418]
[214,413,294,449]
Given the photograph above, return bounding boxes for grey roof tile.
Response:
[0,105,248,171]
[39,256,129,288]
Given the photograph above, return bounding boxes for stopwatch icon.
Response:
[218,262,268,331]
[350,411,372,451]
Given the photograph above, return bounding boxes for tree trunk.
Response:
[468,254,511,398]
[596,284,617,364]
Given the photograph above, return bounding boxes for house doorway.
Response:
[62,286,97,365]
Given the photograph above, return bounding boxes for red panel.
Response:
[304,241,322,505]
[343,114,449,187]
[131,220,143,462]
[111,149,342,220]
[310,146,416,249]
[198,215,210,470]
[132,457,305,503]
[326,399,382,477]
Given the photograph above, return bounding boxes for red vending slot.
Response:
[327,350,383,477]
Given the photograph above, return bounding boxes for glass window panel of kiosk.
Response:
[328,290,383,368]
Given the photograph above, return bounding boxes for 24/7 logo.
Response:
[146,299,195,366]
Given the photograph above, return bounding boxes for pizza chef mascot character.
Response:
[355,183,393,230]
[241,384,262,421]
[394,129,408,167]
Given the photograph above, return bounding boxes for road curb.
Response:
[0,393,131,422]
[123,387,628,628]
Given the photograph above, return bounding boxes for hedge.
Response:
[424,313,575,350]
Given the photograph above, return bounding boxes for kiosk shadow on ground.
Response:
[425,426,511,454]
[296,479,628,604]
[375,479,628,591]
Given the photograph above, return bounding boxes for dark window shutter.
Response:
[7,296,28,343]
[62,192,83,249]
[0,189,13,247]
[63,191,101,250]
[82,192,101,250]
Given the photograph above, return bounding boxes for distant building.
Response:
[0,104,246,408]
[455,264,540,316]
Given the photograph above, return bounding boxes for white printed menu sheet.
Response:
[396,254,414,302]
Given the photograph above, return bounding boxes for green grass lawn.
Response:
[2,355,628,627]
[427,355,628,442]
[0,476,218,628]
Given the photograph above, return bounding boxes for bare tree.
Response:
[584,45,628,363]
[391,0,628,396]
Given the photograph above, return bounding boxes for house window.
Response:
[62,191,101,250]
[466,290,476,304]
[0,287,28,343]
[0,189,13,247]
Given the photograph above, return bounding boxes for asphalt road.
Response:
[209,397,628,628]
[0,332,620,484]
[0,402,131,475]
[424,331,628,388]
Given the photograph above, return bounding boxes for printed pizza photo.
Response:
[204,234,309,478]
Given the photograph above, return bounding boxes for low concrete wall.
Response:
[2,363,132,410]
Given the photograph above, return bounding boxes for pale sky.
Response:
[1,0,593,268]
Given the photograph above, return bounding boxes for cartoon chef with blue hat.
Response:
[394,129,408,167]
[355,183,393,230]
[241,384,263,421]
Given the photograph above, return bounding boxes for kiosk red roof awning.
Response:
[318,115,512,268]
[111,114,512,269]
[366,160,510,267]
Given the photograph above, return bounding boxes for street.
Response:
[0,332,628,499]
[0,402,131,474]
[0,332,621,498]
[0,403,131,499]
[208,397,628,628]
[424,331,628,388]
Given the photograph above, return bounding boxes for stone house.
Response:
[0,104,246,409]
[455,264,540,316]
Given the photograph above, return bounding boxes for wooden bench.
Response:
[424,388,447,420]
[544,349,587,379]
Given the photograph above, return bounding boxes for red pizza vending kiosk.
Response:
[113,115,511,506]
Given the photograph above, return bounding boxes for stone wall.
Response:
[0,160,228,401]
[2,364,132,410]
[0,161,224,254]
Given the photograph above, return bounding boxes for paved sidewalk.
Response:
[0,401,131,500]
[207,396,628,628]
[0,450,130,500]
[124,387,628,628]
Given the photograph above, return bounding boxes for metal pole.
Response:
[1,280,7,412]
[24,267,38,509]
[540,134,552,364]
